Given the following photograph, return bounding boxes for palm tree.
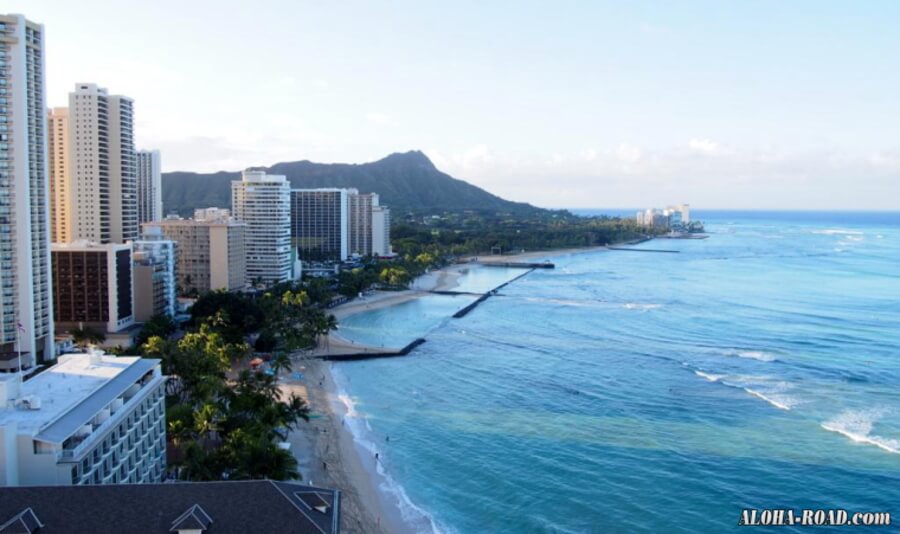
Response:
[270,352,292,376]
[71,326,106,349]
[194,402,222,446]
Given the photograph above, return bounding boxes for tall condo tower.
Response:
[290,188,349,261]
[0,14,54,365]
[136,149,162,224]
[48,107,70,243]
[231,170,293,285]
[64,83,137,243]
[348,191,377,256]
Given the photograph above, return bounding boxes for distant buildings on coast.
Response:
[291,188,393,262]
[636,204,704,233]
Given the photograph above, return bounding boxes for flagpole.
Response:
[15,320,22,385]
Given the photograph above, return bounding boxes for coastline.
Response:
[282,359,411,534]
[293,245,611,532]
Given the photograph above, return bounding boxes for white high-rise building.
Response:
[0,351,167,486]
[372,205,392,257]
[136,150,162,225]
[64,83,137,244]
[0,14,54,367]
[231,170,293,285]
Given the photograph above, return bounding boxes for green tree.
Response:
[71,326,106,348]
[379,266,411,288]
[135,313,177,349]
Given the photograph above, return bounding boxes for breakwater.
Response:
[608,246,680,253]
[320,338,427,361]
[452,268,535,318]
[480,261,555,269]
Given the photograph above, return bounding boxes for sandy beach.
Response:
[281,358,410,534]
[286,248,608,532]
[319,263,469,352]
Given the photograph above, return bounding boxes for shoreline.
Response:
[282,358,410,534]
[296,244,612,532]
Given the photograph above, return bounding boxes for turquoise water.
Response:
[333,212,900,533]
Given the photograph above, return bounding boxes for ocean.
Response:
[332,211,900,533]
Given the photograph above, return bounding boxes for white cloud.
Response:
[688,138,719,153]
[616,144,642,163]
[426,142,900,210]
[365,113,391,124]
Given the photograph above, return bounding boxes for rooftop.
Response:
[0,480,340,534]
[0,353,160,443]
[240,169,287,183]
[50,241,131,252]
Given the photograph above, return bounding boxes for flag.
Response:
[16,321,25,334]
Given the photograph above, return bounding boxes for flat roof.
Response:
[0,354,160,443]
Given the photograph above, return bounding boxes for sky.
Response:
[9,0,900,209]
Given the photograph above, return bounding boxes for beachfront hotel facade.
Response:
[135,149,162,226]
[0,352,167,487]
[636,204,691,229]
[50,242,134,334]
[232,170,294,284]
[290,188,349,261]
[372,205,392,257]
[53,83,137,244]
[0,14,55,368]
[143,210,246,294]
[348,191,377,257]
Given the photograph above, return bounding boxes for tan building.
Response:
[348,191,376,257]
[372,205,392,256]
[48,107,71,243]
[142,212,246,295]
[52,83,137,244]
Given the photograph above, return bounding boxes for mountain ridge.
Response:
[161,151,541,216]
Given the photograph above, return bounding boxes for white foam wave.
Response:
[694,370,724,382]
[821,409,900,455]
[624,303,663,310]
[813,229,864,236]
[336,385,445,533]
[726,350,777,362]
[743,388,794,410]
[338,393,359,418]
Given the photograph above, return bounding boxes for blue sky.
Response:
[10,0,900,209]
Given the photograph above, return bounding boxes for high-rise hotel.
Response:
[49,83,137,244]
[136,149,161,225]
[0,14,54,366]
[290,189,349,261]
[232,170,294,284]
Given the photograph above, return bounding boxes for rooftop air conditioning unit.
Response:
[21,395,42,410]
